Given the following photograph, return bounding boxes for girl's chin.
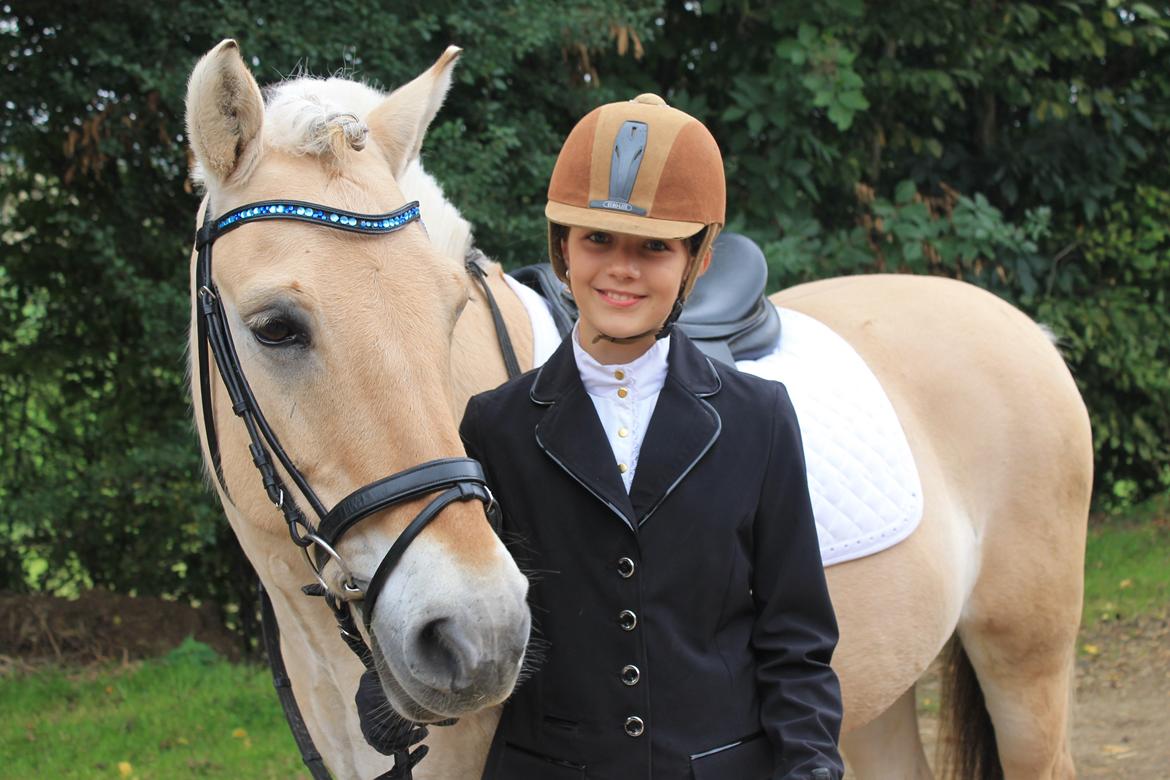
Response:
[585,318,660,340]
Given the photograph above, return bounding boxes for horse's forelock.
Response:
[263,77,381,159]
[192,73,474,261]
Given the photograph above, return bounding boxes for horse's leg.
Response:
[841,685,933,780]
[950,492,1087,779]
[940,312,1091,780]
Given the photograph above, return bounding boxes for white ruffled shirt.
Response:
[571,323,670,492]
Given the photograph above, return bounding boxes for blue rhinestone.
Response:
[329,214,339,223]
[275,205,284,213]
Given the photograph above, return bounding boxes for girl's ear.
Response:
[695,248,713,277]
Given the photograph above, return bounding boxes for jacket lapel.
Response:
[628,335,722,525]
[531,337,638,532]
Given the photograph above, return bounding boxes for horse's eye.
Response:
[251,317,307,348]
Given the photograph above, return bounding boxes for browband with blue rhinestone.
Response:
[197,199,422,249]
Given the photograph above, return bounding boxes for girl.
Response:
[460,94,844,780]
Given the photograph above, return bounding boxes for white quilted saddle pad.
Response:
[504,276,924,567]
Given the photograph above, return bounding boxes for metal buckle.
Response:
[301,532,363,599]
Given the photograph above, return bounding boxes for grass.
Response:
[0,639,305,780]
[1082,492,1170,627]
[1,495,1165,777]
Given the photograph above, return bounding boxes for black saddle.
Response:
[508,232,780,365]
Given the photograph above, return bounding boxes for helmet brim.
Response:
[545,200,707,241]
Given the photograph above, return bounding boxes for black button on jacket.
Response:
[459,332,844,780]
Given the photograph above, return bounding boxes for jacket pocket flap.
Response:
[497,742,586,779]
[690,732,772,780]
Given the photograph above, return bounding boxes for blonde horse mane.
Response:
[190,71,475,262]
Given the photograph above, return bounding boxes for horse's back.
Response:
[773,274,1092,525]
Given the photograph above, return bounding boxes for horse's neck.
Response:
[450,258,535,412]
[220,503,382,776]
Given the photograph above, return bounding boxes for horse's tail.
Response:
[938,638,1004,780]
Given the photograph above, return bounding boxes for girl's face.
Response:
[562,227,706,364]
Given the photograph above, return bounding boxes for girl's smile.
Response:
[594,287,647,307]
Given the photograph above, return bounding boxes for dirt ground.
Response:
[0,590,241,666]
[917,616,1170,778]
[2,593,1166,776]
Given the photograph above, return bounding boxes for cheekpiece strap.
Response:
[199,199,422,248]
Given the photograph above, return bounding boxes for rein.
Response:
[194,197,508,779]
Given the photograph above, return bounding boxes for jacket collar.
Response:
[530,328,721,406]
[531,332,722,531]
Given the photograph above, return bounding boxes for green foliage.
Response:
[1036,187,1170,502]
[0,641,303,778]
[1,0,1168,620]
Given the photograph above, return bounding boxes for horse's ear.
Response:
[185,39,265,188]
[367,46,461,179]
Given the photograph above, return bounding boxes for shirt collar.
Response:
[571,321,670,399]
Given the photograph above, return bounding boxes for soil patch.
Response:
[0,590,241,668]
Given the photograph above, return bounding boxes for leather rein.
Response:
[194,197,514,780]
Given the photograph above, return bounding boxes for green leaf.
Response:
[895,179,918,205]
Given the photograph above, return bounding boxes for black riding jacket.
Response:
[459,331,844,780]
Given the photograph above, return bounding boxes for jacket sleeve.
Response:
[459,393,486,465]
[752,383,845,780]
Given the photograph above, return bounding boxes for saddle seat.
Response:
[508,232,780,365]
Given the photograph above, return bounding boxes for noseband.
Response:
[194,198,499,779]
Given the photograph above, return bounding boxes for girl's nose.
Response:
[607,249,640,277]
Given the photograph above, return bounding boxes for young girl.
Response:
[460,94,844,779]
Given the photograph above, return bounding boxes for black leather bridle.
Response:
[194,197,502,779]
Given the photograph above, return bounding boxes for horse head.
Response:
[185,39,529,726]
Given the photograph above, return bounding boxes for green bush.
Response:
[2,0,1168,618]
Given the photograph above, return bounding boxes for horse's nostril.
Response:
[413,617,480,692]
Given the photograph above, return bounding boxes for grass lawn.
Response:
[1082,492,1170,626]
[0,640,304,780]
[1,494,1165,778]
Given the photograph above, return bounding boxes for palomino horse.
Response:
[186,41,1091,779]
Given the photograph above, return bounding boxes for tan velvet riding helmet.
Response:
[545,94,726,306]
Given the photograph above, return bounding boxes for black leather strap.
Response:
[362,484,489,629]
[315,458,490,569]
[465,252,522,380]
[260,583,332,780]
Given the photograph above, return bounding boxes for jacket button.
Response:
[624,716,645,737]
[620,664,640,686]
[616,557,635,578]
[618,609,637,631]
